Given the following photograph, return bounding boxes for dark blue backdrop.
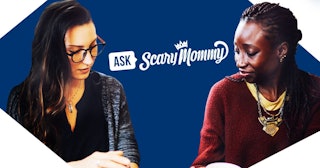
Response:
[0,1,319,167]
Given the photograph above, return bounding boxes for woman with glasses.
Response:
[6,0,140,168]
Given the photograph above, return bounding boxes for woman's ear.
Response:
[277,42,288,62]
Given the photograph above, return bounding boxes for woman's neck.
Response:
[64,79,85,98]
[256,68,286,101]
[257,81,285,102]
[67,79,85,89]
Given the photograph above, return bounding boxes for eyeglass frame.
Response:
[66,35,106,63]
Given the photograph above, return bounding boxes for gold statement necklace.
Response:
[255,83,286,136]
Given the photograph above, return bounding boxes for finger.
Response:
[107,150,124,156]
[95,151,130,165]
[93,150,124,159]
[106,154,130,165]
[89,151,119,161]
[98,158,130,168]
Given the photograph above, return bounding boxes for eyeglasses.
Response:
[66,36,106,63]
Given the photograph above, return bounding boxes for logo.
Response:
[108,51,137,71]
[107,40,229,71]
[139,40,229,71]
[174,40,188,50]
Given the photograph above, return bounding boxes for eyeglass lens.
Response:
[72,44,103,62]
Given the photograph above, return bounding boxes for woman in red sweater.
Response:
[191,2,320,168]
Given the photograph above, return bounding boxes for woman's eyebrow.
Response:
[66,44,84,48]
[66,37,97,48]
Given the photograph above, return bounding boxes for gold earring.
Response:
[280,55,286,63]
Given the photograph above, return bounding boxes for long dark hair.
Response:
[241,2,320,142]
[19,0,92,148]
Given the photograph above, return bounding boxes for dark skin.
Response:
[233,20,288,101]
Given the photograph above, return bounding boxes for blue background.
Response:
[0,0,319,167]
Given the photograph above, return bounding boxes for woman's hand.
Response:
[68,151,131,168]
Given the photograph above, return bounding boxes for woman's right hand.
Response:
[68,151,131,168]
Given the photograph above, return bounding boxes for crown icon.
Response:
[174,40,188,50]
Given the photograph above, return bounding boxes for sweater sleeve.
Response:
[6,84,22,123]
[191,79,228,167]
[304,75,320,137]
[99,72,140,165]
[117,83,140,165]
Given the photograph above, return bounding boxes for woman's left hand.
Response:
[68,150,134,168]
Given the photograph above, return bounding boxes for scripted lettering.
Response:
[139,40,229,71]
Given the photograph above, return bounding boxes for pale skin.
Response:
[64,22,138,168]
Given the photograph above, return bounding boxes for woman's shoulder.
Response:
[225,73,245,83]
[214,73,245,88]
[209,73,245,95]
[89,71,124,89]
[7,82,24,102]
[6,82,24,121]
[306,72,320,96]
[309,73,320,83]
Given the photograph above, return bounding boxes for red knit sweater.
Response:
[191,73,320,168]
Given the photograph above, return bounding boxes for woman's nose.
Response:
[82,51,94,65]
[235,54,247,68]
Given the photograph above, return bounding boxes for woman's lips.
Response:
[79,67,90,74]
[239,70,252,77]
